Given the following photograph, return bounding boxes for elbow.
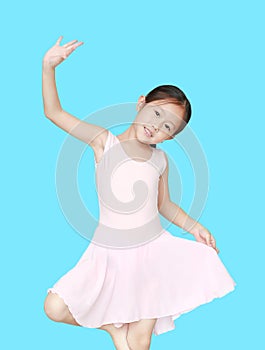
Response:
[158,200,172,218]
[43,108,53,119]
[158,206,166,217]
[44,108,62,120]
[44,111,51,119]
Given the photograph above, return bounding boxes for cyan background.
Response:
[1,0,263,349]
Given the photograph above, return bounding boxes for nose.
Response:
[152,124,158,133]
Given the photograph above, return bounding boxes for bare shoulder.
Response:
[157,149,168,177]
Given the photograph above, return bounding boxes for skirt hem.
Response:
[47,281,236,336]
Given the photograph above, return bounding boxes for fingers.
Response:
[69,41,84,50]
[210,235,216,248]
[57,37,84,49]
[75,41,84,48]
[66,41,84,53]
[209,236,220,254]
[61,41,84,60]
[205,233,211,246]
[63,39,78,48]
[56,35,63,46]
[62,40,84,58]
[206,232,219,253]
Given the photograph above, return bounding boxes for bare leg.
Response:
[127,318,157,350]
[44,292,156,350]
[98,323,131,350]
[44,291,81,326]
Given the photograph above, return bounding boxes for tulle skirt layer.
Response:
[47,230,236,336]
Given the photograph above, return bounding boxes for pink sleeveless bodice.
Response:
[92,130,167,249]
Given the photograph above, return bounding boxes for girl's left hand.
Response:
[192,226,220,254]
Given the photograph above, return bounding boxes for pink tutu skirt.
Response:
[47,229,236,336]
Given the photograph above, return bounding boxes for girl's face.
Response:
[134,96,186,144]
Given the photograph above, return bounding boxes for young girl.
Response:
[42,36,236,350]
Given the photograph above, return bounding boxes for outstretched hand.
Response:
[43,36,84,69]
[192,226,220,254]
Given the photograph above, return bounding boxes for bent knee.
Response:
[44,291,69,322]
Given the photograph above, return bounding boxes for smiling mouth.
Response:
[144,126,153,137]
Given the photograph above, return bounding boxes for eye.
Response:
[165,124,171,131]
[154,110,160,117]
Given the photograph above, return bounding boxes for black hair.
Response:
[143,85,192,148]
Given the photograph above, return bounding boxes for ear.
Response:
[136,95,146,111]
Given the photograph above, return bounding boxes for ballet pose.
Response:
[42,36,236,350]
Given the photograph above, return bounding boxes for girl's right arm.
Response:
[42,36,107,150]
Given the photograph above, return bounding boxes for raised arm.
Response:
[42,36,107,149]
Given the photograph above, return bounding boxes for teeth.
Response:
[144,127,152,137]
